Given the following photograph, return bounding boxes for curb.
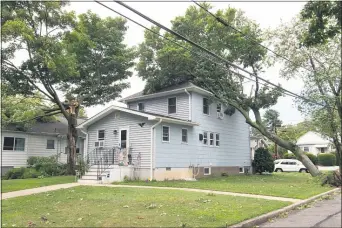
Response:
[230,188,341,228]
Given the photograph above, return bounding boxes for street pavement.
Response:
[260,193,341,227]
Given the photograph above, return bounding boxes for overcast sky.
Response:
[67,0,307,124]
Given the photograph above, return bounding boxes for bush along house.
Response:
[77,82,251,183]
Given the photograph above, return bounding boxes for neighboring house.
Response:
[250,136,269,160]
[77,82,251,183]
[1,117,87,174]
[295,131,333,156]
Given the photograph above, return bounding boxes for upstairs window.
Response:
[98,130,105,141]
[182,129,188,143]
[138,102,144,111]
[162,126,170,142]
[203,98,209,115]
[168,97,177,114]
[3,137,25,151]
[47,140,55,149]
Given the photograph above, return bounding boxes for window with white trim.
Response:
[239,167,244,173]
[3,137,25,151]
[215,133,220,146]
[168,97,176,114]
[209,132,214,146]
[138,102,144,111]
[303,147,309,152]
[98,130,105,141]
[204,167,211,175]
[217,103,222,113]
[162,126,170,142]
[46,139,55,149]
[203,132,208,145]
[181,129,188,143]
[203,98,209,115]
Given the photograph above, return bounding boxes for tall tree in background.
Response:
[271,16,341,175]
[137,3,320,176]
[1,1,135,174]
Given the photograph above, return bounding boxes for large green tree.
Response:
[137,3,320,176]
[271,16,341,175]
[1,1,135,173]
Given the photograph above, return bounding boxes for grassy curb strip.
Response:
[230,188,341,228]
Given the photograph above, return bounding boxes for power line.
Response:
[191,0,315,74]
[112,0,326,107]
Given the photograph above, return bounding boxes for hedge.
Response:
[283,152,296,159]
[305,153,318,165]
[318,153,336,166]
[252,148,274,174]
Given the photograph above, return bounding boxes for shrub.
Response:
[22,168,41,179]
[4,167,26,180]
[305,153,318,165]
[283,152,296,159]
[27,155,67,176]
[252,148,274,174]
[331,152,341,166]
[27,156,57,167]
[318,153,336,166]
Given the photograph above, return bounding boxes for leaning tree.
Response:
[1,1,135,174]
[136,3,321,176]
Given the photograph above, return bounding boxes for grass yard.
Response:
[2,176,75,193]
[115,173,333,199]
[2,186,290,227]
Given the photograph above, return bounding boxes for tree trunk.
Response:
[67,113,78,175]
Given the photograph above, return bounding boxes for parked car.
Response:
[274,159,309,173]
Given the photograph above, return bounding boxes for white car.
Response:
[274,159,309,173]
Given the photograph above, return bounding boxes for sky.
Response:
[67,1,307,124]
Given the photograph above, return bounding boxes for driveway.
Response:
[260,193,341,227]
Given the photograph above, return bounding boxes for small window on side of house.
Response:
[98,130,105,141]
[215,133,220,146]
[47,140,55,149]
[138,102,144,111]
[303,147,309,152]
[203,98,209,115]
[204,167,211,175]
[162,126,170,142]
[203,132,208,145]
[239,167,244,173]
[209,133,214,146]
[168,97,176,114]
[181,129,188,143]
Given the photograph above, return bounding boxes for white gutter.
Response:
[150,119,162,180]
[184,89,191,121]
[80,129,88,159]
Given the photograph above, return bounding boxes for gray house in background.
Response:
[1,117,86,174]
[77,82,251,183]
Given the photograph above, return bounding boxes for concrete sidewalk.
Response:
[1,183,80,200]
[260,194,341,227]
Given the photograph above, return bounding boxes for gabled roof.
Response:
[296,131,331,145]
[119,82,212,103]
[2,116,87,135]
[76,105,199,129]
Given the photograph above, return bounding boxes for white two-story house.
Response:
[77,82,251,182]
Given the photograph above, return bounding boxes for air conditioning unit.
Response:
[217,112,224,119]
[95,141,105,148]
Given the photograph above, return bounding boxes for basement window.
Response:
[239,167,244,173]
[204,167,211,175]
[166,167,171,171]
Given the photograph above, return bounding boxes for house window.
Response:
[46,140,55,149]
[216,133,220,146]
[204,167,211,175]
[303,147,309,152]
[162,126,170,142]
[182,129,188,143]
[239,167,244,173]
[138,102,144,111]
[203,98,209,115]
[3,137,25,151]
[168,97,176,114]
[98,130,105,141]
[209,133,214,146]
[203,132,208,145]
[217,103,222,113]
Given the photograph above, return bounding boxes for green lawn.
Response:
[2,186,290,227]
[114,173,333,199]
[2,176,75,193]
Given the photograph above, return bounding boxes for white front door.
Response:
[119,128,129,149]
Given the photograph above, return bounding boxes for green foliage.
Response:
[331,152,341,166]
[301,0,341,46]
[27,156,57,167]
[277,121,316,143]
[252,148,274,174]
[318,153,336,166]
[28,155,67,177]
[305,153,318,165]
[263,109,282,132]
[283,153,296,159]
[4,167,40,180]
[76,155,89,176]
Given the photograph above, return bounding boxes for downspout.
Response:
[184,89,191,121]
[150,119,162,180]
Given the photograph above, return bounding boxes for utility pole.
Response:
[275,123,278,159]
